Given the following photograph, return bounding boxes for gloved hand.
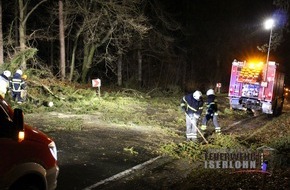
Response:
[193,113,200,119]
[181,107,185,112]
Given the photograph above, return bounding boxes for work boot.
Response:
[215,127,221,134]
[201,125,207,131]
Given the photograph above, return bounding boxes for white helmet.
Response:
[16,69,23,75]
[193,90,202,100]
[3,70,11,78]
[206,89,215,96]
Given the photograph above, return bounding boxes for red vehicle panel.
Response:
[0,97,59,190]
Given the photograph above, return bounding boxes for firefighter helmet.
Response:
[206,89,215,96]
[3,70,11,78]
[16,69,23,75]
[193,90,202,100]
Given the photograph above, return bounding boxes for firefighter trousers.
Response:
[185,113,198,140]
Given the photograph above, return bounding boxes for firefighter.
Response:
[0,70,11,98]
[10,69,26,103]
[21,74,28,101]
[201,89,221,134]
[180,90,204,141]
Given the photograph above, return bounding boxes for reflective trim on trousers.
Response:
[215,127,221,133]
[186,133,197,139]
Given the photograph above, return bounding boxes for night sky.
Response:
[162,0,290,84]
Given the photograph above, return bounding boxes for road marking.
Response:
[82,156,162,190]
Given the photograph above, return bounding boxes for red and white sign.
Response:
[216,83,222,88]
[92,78,101,87]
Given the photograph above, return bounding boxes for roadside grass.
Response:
[14,85,185,136]
[240,111,290,151]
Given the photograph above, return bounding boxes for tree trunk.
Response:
[137,49,142,87]
[50,40,54,66]
[215,54,221,83]
[69,26,84,82]
[0,0,3,65]
[59,0,66,80]
[81,44,96,83]
[117,54,122,86]
[14,1,19,47]
[18,0,26,69]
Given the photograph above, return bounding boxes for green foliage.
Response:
[224,108,234,115]
[269,135,290,152]
[9,48,38,70]
[160,134,244,162]
[123,147,139,155]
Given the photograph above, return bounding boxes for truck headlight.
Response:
[49,141,58,161]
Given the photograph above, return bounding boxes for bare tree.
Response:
[18,0,47,70]
[64,0,150,83]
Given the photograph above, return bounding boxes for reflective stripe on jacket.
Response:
[10,73,26,92]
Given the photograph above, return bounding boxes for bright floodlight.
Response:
[264,19,274,30]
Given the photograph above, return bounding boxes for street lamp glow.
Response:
[264,19,274,30]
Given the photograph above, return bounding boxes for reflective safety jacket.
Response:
[10,73,26,92]
[205,95,218,119]
[181,93,203,115]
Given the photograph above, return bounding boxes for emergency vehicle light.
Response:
[18,131,25,142]
[238,61,264,83]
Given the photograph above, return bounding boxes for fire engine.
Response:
[228,59,285,116]
[0,96,59,190]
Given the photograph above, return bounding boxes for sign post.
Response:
[216,82,222,94]
[92,78,101,97]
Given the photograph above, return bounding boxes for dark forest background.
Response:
[0,0,289,93]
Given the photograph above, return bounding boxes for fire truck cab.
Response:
[228,59,284,116]
[0,97,59,190]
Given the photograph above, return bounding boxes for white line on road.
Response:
[82,156,162,190]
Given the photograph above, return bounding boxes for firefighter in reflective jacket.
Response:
[10,69,26,103]
[180,90,204,141]
[201,89,221,134]
[0,70,11,98]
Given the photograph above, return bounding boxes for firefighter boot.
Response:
[215,127,221,135]
[201,125,207,131]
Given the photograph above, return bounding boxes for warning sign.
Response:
[92,79,101,87]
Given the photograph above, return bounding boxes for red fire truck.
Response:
[228,59,285,116]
